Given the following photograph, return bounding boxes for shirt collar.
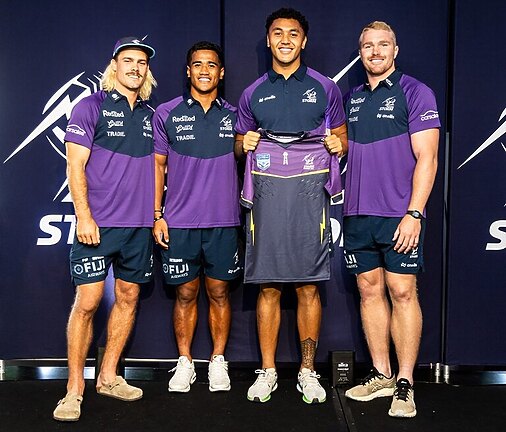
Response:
[268,63,307,82]
[108,89,144,105]
[183,91,223,110]
[366,69,402,91]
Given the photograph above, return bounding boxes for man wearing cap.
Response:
[53,36,157,422]
[152,41,241,393]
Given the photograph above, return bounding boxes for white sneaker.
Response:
[168,356,196,392]
[247,368,278,403]
[297,368,326,404]
[208,355,231,392]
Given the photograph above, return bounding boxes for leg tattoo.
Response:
[300,338,317,370]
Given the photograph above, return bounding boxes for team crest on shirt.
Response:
[302,88,317,103]
[220,114,233,131]
[303,153,315,170]
[379,96,396,111]
[256,153,271,170]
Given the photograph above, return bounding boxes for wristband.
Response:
[154,215,164,222]
[154,209,163,213]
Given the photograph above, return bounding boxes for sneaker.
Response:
[345,367,395,401]
[168,356,196,392]
[388,378,417,418]
[297,368,326,404]
[247,368,278,403]
[208,355,231,392]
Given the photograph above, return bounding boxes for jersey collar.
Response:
[184,91,223,110]
[268,63,307,82]
[108,89,144,105]
[366,69,402,91]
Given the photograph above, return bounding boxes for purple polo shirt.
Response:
[153,94,240,228]
[64,90,155,227]
[344,70,441,217]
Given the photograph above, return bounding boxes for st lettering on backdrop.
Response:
[446,0,506,365]
[1,0,446,364]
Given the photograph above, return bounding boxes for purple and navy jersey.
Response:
[343,69,441,217]
[153,94,240,228]
[64,90,154,227]
[235,64,346,135]
[241,132,342,283]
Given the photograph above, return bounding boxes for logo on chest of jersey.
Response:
[349,106,360,115]
[350,97,365,105]
[103,110,125,118]
[143,115,152,132]
[176,124,193,133]
[302,88,317,103]
[107,120,123,128]
[220,114,233,131]
[256,153,271,170]
[172,115,196,123]
[303,153,315,170]
[258,94,276,103]
[379,96,396,111]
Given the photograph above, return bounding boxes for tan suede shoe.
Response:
[53,393,83,421]
[96,376,143,401]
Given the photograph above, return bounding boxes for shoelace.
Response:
[254,369,274,383]
[393,380,412,401]
[300,370,321,384]
[210,360,229,378]
[169,361,192,374]
[360,368,384,385]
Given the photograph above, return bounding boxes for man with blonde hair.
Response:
[343,21,440,418]
[53,36,157,422]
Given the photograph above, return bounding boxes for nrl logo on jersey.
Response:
[302,88,317,103]
[220,114,233,131]
[256,153,271,170]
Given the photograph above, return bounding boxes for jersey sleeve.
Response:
[240,150,255,209]
[153,105,170,155]
[325,80,346,130]
[325,154,343,205]
[405,82,441,135]
[235,89,257,135]
[64,96,100,149]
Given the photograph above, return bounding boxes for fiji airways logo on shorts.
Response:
[256,153,271,170]
[420,110,439,121]
[303,153,315,170]
[302,88,317,103]
[220,114,233,131]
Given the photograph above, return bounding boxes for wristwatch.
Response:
[406,210,424,220]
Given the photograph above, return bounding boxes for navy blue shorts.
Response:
[160,227,242,285]
[70,227,153,286]
[343,216,425,275]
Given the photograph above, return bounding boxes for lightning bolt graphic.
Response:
[320,207,326,243]
[458,111,506,169]
[331,55,361,83]
[3,72,96,163]
[250,210,255,246]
